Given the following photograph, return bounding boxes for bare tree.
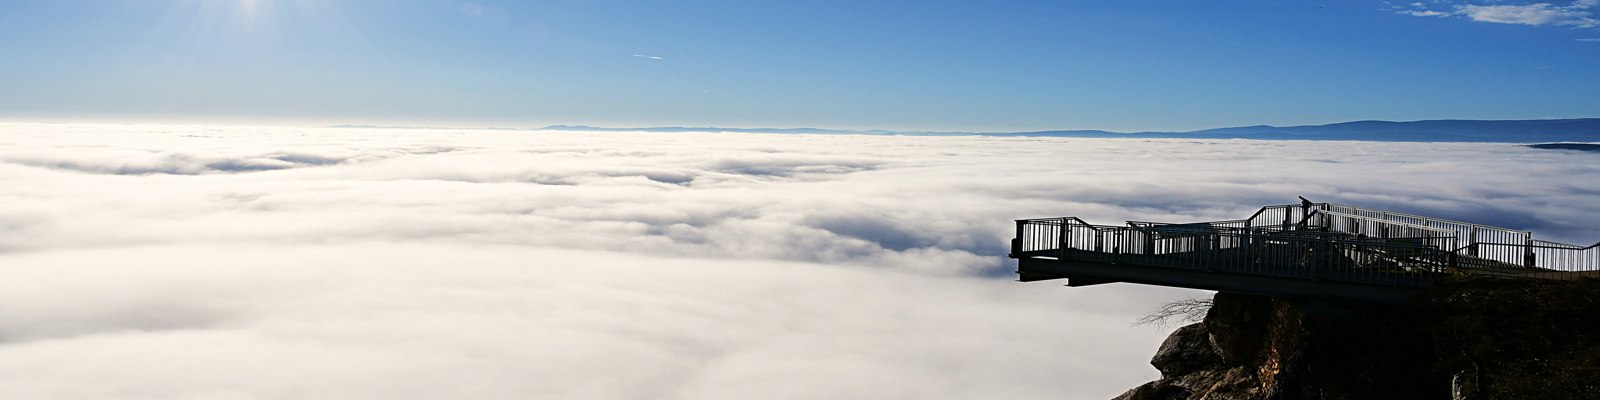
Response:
[1134,297,1213,328]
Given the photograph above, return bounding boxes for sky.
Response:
[2,0,1599,132]
[4,123,1600,398]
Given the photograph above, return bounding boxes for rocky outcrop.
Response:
[1115,292,1440,400]
[1112,280,1600,400]
[1151,323,1219,377]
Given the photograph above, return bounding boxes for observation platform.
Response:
[1009,200,1600,303]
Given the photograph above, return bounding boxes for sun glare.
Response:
[239,0,262,23]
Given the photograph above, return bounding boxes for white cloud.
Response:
[2,123,1600,398]
[1456,3,1600,27]
[1399,1,1600,28]
[0,244,1177,399]
[1402,10,1453,16]
[632,54,665,60]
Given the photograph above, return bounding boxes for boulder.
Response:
[1151,323,1221,376]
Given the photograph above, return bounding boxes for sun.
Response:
[239,0,262,21]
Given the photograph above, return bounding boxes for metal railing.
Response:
[1313,204,1599,276]
[1012,217,1450,287]
[1319,204,1532,254]
[1011,202,1600,286]
[1468,241,1600,274]
[1245,204,1316,232]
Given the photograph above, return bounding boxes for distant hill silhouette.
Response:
[993,118,1600,142]
[1173,119,1600,142]
[317,119,1600,143]
[534,118,1600,143]
[1527,143,1600,152]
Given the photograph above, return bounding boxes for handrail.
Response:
[1316,209,1458,234]
[1127,219,1251,227]
[1063,216,1108,231]
[1532,240,1600,250]
[1323,204,1528,233]
[1244,204,1305,222]
[1469,242,1600,271]
[1013,201,1600,284]
[1320,204,1536,252]
[1480,242,1600,251]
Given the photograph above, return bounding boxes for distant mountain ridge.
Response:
[529,118,1600,143]
[1172,119,1600,142]
[324,119,1600,143]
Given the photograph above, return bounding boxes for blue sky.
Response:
[1,0,1597,132]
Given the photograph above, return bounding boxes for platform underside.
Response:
[1014,252,1432,303]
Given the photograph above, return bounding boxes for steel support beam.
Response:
[1017,257,1425,304]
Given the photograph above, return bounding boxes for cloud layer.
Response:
[2,123,1599,399]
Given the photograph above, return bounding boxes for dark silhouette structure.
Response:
[1010,200,1600,303]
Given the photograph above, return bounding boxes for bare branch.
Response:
[1134,297,1213,328]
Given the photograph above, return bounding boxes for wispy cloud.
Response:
[632,54,665,60]
[1401,10,1452,17]
[1396,1,1600,29]
[459,2,485,17]
[1457,3,1599,27]
[1577,37,1600,40]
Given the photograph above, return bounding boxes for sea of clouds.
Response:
[2,122,1598,399]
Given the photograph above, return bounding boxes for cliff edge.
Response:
[1114,279,1600,400]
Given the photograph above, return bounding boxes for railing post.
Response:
[1206,233,1216,273]
[1063,219,1074,251]
[1013,220,1025,256]
[1057,222,1067,260]
[1112,231,1122,262]
[1469,227,1479,257]
[1317,203,1328,229]
[1310,241,1323,281]
[1094,230,1104,253]
[1525,238,1536,268]
[1241,221,1254,267]
[1244,230,1256,270]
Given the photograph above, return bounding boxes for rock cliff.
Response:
[1113,279,1600,400]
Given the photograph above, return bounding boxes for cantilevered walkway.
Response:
[1010,200,1600,303]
